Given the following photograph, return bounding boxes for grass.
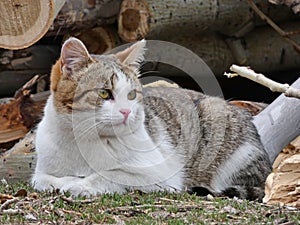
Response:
[0,182,299,224]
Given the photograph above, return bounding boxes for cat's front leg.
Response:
[59,173,124,197]
[59,177,98,197]
[32,173,83,192]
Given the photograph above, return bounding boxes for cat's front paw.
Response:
[60,182,98,197]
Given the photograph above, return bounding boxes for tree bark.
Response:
[143,21,300,77]
[0,0,121,50]
[0,0,66,50]
[47,0,121,37]
[253,78,300,164]
[64,26,121,54]
[0,77,48,147]
[0,131,36,183]
[118,0,299,42]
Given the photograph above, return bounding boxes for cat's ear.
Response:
[115,39,146,68]
[60,37,94,76]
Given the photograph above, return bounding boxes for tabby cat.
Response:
[32,37,271,200]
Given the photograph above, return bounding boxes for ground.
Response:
[0,182,299,224]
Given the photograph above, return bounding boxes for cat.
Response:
[31,37,272,200]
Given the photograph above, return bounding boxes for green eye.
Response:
[127,90,137,100]
[98,89,112,100]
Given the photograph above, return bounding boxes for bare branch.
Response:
[224,64,300,99]
[247,0,300,53]
[0,198,18,211]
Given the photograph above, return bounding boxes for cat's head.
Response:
[50,37,146,136]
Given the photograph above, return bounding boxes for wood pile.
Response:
[264,137,300,208]
[0,0,300,97]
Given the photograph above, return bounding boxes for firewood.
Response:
[0,131,36,183]
[263,137,300,208]
[0,0,121,50]
[0,0,66,50]
[47,0,121,37]
[64,27,121,54]
[0,76,48,146]
[118,0,298,42]
[143,21,300,77]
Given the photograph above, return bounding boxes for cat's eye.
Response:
[127,90,137,100]
[98,89,113,100]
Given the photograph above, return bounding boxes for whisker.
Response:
[138,70,160,78]
[71,117,99,142]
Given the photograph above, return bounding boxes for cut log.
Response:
[47,0,121,37]
[0,0,66,50]
[0,131,36,183]
[64,26,121,54]
[0,0,121,50]
[253,78,300,164]
[118,0,298,42]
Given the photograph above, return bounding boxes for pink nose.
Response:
[119,109,131,121]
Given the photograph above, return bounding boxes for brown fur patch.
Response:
[50,59,62,92]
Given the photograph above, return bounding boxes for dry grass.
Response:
[0,181,299,224]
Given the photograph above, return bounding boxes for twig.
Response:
[158,197,183,203]
[60,209,82,216]
[0,197,18,211]
[104,203,202,214]
[1,208,24,215]
[60,195,95,204]
[112,215,126,225]
[247,0,300,53]
[224,65,300,99]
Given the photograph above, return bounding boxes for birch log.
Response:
[0,0,66,49]
[118,0,298,42]
[253,78,300,163]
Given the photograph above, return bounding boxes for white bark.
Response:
[225,65,300,99]
[253,78,300,163]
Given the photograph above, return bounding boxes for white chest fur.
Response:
[32,97,184,195]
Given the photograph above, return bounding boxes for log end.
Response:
[0,0,55,50]
[70,27,118,54]
[118,0,150,42]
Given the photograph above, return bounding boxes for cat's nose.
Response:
[119,109,131,120]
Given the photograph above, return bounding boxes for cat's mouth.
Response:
[113,120,128,126]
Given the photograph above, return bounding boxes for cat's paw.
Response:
[32,175,61,192]
[60,182,98,197]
